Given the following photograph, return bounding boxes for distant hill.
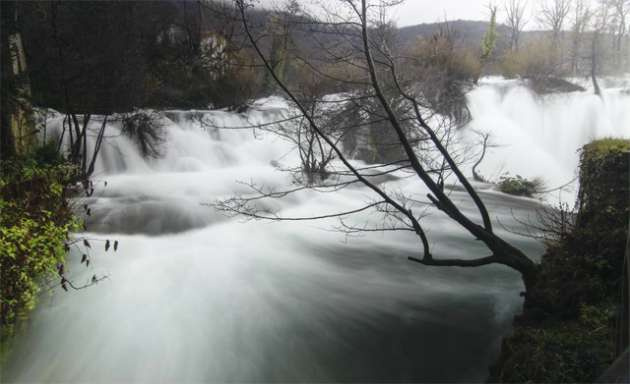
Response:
[397,20,511,51]
[200,3,533,58]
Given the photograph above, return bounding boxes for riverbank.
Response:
[489,139,630,382]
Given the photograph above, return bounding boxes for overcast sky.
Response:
[387,0,601,28]
[257,0,600,29]
[383,0,499,26]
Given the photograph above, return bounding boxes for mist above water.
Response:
[3,78,628,382]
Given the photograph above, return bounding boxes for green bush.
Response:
[0,160,78,359]
[499,39,558,79]
[29,140,65,166]
[492,304,617,383]
[498,174,544,197]
[490,139,629,383]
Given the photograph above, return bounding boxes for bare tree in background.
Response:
[591,0,614,95]
[471,130,499,183]
[505,0,529,51]
[569,0,592,75]
[610,0,629,70]
[539,0,572,69]
[266,81,339,186]
[539,0,572,42]
[227,0,540,296]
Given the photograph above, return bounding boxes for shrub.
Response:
[409,32,480,124]
[491,139,629,383]
[412,34,482,83]
[29,140,65,166]
[499,39,558,79]
[121,111,165,159]
[0,160,78,359]
[492,305,617,382]
[498,174,544,197]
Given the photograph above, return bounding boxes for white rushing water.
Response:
[3,78,628,382]
[463,77,630,204]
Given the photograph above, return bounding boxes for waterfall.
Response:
[462,77,630,204]
[4,79,627,382]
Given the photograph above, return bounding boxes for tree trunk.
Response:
[1,2,35,157]
[591,32,602,97]
[1,23,15,159]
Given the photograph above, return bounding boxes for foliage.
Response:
[500,39,559,79]
[15,1,261,112]
[491,139,630,382]
[413,34,482,84]
[29,139,66,166]
[498,174,544,197]
[121,111,165,159]
[17,1,159,113]
[491,304,617,382]
[410,31,480,124]
[574,138,630,290]
[581,138,630,156]
[481,6,498,61]
[524,140,629,317]
[0,159,78,359]
[145,36,260,109]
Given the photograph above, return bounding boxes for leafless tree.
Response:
[54,113,109,182]
[226,0,540,296]
[610,0,630,70]
[504,0,529,51]
[471,130,499,183]
[120,111,165,159]
[538,0,572,69]
[539,0,572,42]
[502,201,576,244]
[569,0,592,75]
[263,98,339,186]
[590,0,614,95]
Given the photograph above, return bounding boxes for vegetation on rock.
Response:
[498,174,544,197]
[0,157,79,360]
[490,139,630,382]
[493,303,617,382]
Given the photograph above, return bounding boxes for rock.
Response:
[526,76,586,95]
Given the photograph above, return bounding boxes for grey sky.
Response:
[257,0,491,26]
[388,0,599,28]
[257,0,600,29]
[387,0,496,26]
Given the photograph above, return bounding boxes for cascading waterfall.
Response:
[3,79,628,382]
[462,77,630,204]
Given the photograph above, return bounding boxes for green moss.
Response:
[582,138,630,158]
[492,304,617,383]
[0,159,78,361]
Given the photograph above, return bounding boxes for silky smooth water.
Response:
[3,79,628,382]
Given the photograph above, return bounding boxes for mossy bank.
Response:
[490,139,630,382]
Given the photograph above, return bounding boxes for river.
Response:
[3,78,629,382]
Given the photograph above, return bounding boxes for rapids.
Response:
[2,78,628,382]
